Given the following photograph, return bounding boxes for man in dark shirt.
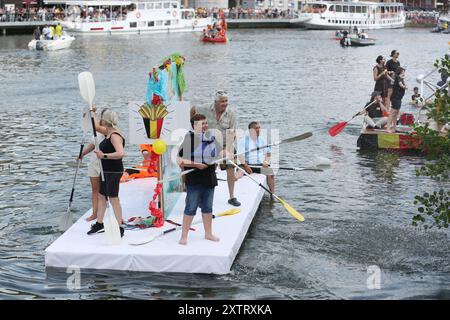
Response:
[177,113,225,245]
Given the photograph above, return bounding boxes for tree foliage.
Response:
[411,55,450,229]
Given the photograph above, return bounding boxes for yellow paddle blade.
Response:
[273,195,305,222]
[216,208,241,217]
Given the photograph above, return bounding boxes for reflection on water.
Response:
[0,28,449,299]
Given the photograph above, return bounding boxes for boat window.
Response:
[156,20,163,26]
[148,21,155,27]
[362,6,367,13]
[155,3,162,9]
[147,3,154,9]
[164,20,171,26]
[163,2,170,9]
[130,22,137,28]
[335,5,341,12]
[329,5,334,12]
[349,6,355,13]
[138,3,145,10]
[343,6,348,13]
[172,2,178,8]
[356,6,361,13]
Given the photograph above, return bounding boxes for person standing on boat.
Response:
[191,91,241,207]
[177,114,223,245]
[362,91,389,129]
[236,121,275,193]
[50,25,56,40]
[87,110,125,237]
[42,25,51,40]
[55,23,63,39]
[388,67,407,133]
[33,26,41,40]
[80,108,108,222]
[386,50,401,109]
[373,55,393,109]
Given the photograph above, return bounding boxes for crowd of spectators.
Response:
[0,6,65,22]
[1,5,444,25]
[405,9,439,24]
[195,7,295,19]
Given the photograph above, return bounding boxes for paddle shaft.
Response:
[350,99,377,121]
[68,143,85,206]
[248,165,322,172]
[89,112,105,182]
[132,213,227,245]
[178,131,312,178]
[229,161,274,196]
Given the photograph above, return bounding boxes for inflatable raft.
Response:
[357,123,421,150]
[202,36,227,43]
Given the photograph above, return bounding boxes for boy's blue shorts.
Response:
[184,184,215,216]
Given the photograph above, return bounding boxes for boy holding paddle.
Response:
[177,114,228,245]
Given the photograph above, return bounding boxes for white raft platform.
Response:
[45,171,266,274]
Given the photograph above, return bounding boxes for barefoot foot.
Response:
[205,234,220,242]
[179,238,188,245]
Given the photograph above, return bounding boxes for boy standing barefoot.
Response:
[177,114,224,245]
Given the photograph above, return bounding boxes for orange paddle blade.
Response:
[328,121,348,137]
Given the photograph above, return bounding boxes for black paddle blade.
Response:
[282,132,313,144]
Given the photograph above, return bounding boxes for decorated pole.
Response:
[129,53,190,226]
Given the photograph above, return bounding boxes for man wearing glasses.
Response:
[191,91,241,207]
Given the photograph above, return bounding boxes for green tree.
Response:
[412,55,450,229]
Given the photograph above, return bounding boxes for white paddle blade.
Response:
[103,204,121,245]
[78,72,95,106]
[81,106,91,135]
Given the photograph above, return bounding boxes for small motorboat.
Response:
[340,36,375,47]
[202,36,227,43]
[28,34,75,51]
[349,37,376,46]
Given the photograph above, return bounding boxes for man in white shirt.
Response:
[237,121,275,193]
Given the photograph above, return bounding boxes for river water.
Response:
[0,28,449,299]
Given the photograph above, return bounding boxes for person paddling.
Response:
[236,121,275,193]
[362,91,389,129]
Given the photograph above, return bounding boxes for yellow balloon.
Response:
[152,139,167,155]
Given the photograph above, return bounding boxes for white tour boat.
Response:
[293,0,405,30]
[44,0,211,34]
[28,34,76,51]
